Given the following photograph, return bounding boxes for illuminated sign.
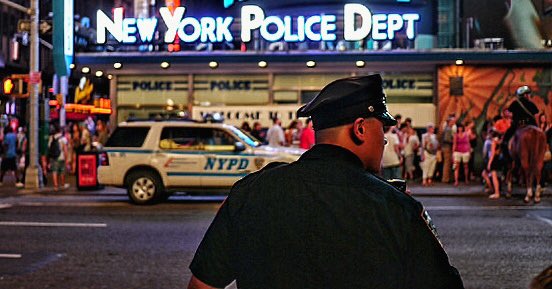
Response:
[97,4,420,44]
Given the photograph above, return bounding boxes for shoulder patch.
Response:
[422,209,443,248]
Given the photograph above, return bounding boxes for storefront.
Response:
[114,72,435,127]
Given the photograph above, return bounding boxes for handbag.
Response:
[436,150,443,162]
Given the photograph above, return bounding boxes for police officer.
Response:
[504,85,540,143]
[188,74,464,289]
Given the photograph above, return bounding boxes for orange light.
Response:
[3,78,14,95]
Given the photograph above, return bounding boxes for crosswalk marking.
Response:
[0,221,107,228]
[0,254,22,259]
[530,215,552,227]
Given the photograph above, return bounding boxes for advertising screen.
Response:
[463,0,552,49]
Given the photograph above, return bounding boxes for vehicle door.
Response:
[100,126,151,185]
[199,128,252,187]
[154,126,204,187]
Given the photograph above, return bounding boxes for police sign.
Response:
[97,4,421,44]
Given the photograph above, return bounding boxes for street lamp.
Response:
[0,0,42,188]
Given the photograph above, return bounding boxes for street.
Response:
[0,184,551,289]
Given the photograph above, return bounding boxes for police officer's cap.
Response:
[297,74,397,130]
[516,85,531,97]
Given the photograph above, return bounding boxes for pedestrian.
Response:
[250,121,266,144]
[266,117,285,147]
[494,109,512,135]
[382,125,402,180]
[537,112,550,133]
[71,122,82,174]
[15,126,27,188]
[421,122,439,186]
[487,130,504,199]
[404,126,420,180]
[48,125,69,191]
[188,74,464,289]
[481,132,494,194]
[284,120,298,147]
[81,123,92,152]
[95,119,109,147]
[440,116,456,183]
[299,118,315,149]
[292,119,304,147]
[85,116,96,137]
[465,120,478,181]
[452,123,471,186]
[240,121,251,132]
[0,126,20,186]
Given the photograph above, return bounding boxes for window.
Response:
[105,127,150,147]
[159,127,238,151]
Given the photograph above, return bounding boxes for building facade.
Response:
[72,0,552,128]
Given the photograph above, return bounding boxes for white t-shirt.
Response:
[266,124,285,147]
[404,134,420,156]
[382,132,401,168]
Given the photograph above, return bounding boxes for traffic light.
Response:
[3,77,14,95]
[2,74,29,97]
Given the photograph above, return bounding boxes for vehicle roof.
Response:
[117,120,232,129]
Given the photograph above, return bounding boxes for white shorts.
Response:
[453,152,470,163]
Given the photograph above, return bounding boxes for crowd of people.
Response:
[240,117,316,150]
[241,98,551,199]
[0,116,110,190]
[2,86,551,196]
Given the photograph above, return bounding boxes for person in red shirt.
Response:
[299,118,315,149]
[494,108,512,135]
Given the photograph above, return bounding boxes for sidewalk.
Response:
[0,174,527,198]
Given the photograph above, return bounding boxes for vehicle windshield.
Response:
[229,126,262,147]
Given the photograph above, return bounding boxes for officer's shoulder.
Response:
[231,161,291,191]
[363,174,422,213]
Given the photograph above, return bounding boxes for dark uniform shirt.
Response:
[508,97,539,126]
[190,144,464,289]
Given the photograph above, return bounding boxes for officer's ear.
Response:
[351,118,366,145]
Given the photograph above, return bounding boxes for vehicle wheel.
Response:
[126,170,164,205]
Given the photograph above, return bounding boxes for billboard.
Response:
[463,0,552,49]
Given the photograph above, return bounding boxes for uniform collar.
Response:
[299,144,364,169]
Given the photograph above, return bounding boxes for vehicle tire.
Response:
[126,170,165,205]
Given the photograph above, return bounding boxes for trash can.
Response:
[76,151,103,190]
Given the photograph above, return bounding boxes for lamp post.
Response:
[0,0,42,188]
[27,0,41,188]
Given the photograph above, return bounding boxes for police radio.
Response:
[387,179,407,193]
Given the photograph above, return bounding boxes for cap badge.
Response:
[368,106,375,112]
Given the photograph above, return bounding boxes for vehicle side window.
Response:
[159,127,202,150]
[202,129,237,152]
[159,127,237,151]
[105,127,150,147]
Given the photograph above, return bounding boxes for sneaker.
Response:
[15,182,24,188]
[62,183,70,189]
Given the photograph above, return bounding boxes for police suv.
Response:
[97,120,305,205]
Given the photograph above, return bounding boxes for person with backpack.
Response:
[48,124,69,191]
